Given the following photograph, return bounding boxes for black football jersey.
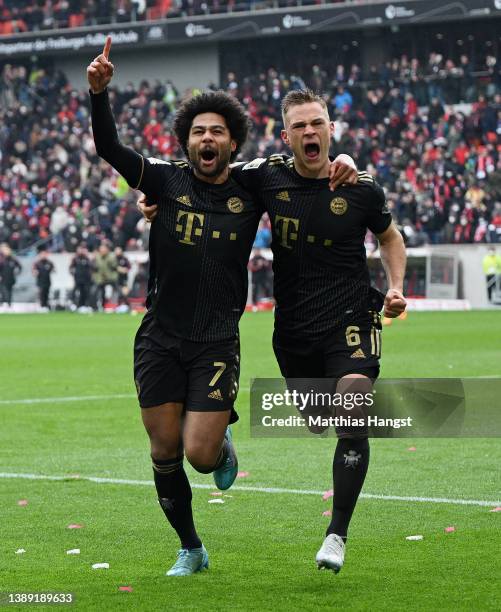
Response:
[232,155,392,343]
[137,158,261,342]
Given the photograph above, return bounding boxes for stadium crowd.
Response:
[0,50,500,257]
[0,0,358,34]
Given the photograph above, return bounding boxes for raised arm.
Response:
[87,36,143,189]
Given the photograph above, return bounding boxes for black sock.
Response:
[152,456,202,550]
[327,438,370,541]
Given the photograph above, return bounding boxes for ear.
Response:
[230,139,237,153]
[329,121,335,137]
[281,129,289,145]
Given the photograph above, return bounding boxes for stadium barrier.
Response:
[3,245,500,312]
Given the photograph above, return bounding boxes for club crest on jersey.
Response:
[344,450,362,469]
[330,197,348,215]
[227,197,244,213]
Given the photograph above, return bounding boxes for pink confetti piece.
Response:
[119,586,133,592]
[17,499,28,506]
[407,446,417,451]
[322,489,334,501]
[322,510,332,517]
[444,526,456,533]
[210,492,223,497]
[237,471,249,478]
[67,524,84,529]
[490,507,501,512]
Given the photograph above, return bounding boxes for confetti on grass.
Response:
[407,447,417,451]
[405,535,423,541]
[15,549,26,554]
[67,524,84,529]
[208,499,225,504]
[322,510,332,517]
[210,492,223,497]
[322,489,334,501]
[119,586,133,592]
[17,499,28,506]
[67,549,80,555]
[237,471,249,478]
[92,563,109,569]
[445,526,456,533]
[490,507,501,512]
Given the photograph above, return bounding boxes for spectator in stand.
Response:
[0,243,22,306]
[482,246,501,302]
[248,249,272,305]
[70,243,94,308]
[32,248,55,308]
[253,216,272,248]
[114,245,131,305]
[92,242,117,309]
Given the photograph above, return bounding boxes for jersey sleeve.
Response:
[361,176,393,235]
[230,157,268,194]
[90,89,175,202]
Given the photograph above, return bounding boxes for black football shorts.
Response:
[134,312,240,422]
[273,310,382,380]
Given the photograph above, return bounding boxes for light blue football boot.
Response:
[166,545,209,576]
[213,426,238,491]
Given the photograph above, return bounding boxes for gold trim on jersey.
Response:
[174,160,189,168]
[132,155,145,190]
[276,191,291,202]
[176,195,191,206]
[357,171,375,184]
[268,154,286,167]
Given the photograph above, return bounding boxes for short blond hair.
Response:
[281,89,328,122]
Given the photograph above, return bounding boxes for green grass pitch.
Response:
[1,311,500,611]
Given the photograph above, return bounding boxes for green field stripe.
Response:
[1,472,500,507]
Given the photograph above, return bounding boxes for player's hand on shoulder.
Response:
[137,194,158,223]
[383,289,407,318]
[329,154,358,191]
[87,36,114,94]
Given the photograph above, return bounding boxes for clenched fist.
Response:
[383,289,407,318]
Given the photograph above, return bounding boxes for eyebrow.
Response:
[289,117,327,127]
[191,124,227,131]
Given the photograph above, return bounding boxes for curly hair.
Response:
[173,91,249,162]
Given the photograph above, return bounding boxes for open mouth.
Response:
[304,143,320,159]
[200,149,217,163]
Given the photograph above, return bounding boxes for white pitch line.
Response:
[0,394,136,405]
[0,472,499,508]
[0,387,252,406]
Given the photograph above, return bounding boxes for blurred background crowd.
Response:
[0,0,360,33]
[1,48,500,258]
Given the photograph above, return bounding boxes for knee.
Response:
[148,434,182,461]
[185,444,219,474]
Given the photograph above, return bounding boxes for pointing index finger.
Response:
[103,36,112,59]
